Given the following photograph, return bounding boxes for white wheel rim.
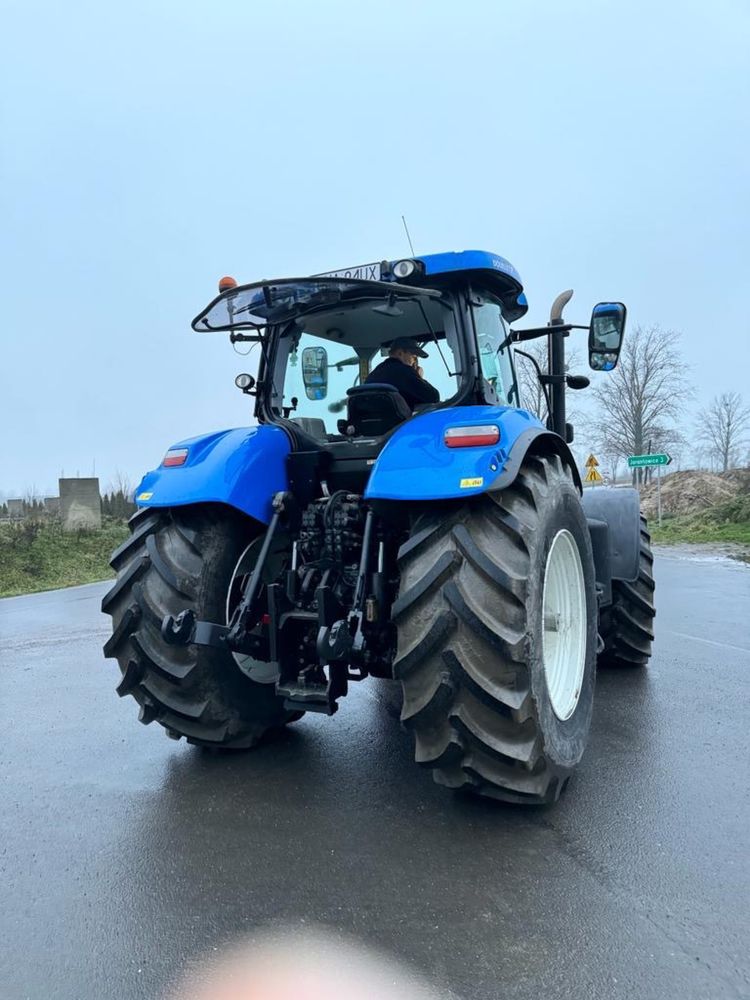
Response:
[226,541,278,684]
[542,529,587,721]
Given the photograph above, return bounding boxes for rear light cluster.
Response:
[444,425,500,448]
[162,448,189,467]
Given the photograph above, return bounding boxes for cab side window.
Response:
[471,298,517,405]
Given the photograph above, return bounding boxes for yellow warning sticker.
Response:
[460,477,484,489]
[137,491,153,501]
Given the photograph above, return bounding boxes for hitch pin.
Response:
[291,541,298,571]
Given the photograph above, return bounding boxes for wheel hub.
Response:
[542,529,587,721]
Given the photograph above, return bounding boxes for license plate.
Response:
[317,261,382,282]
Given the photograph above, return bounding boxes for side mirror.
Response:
[589,302,626,371]
[301,346,328,400]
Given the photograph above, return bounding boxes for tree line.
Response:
[101,490,137,519]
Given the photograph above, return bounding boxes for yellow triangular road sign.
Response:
[583,467,603,484]
[585,453,599,468]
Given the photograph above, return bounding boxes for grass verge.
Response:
[0,518,129,598]
[649,495,750,547]
[651,520,750,545]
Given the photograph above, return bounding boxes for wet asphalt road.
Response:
[1,550,749,1000]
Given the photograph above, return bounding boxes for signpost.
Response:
[627,453,672,526]
[583,453,603,486]
[626,453,671,469]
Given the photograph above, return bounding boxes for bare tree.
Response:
[697,392,750,473]
[106,470,134,499]
[593,325,690,484]
[104,470,137,521]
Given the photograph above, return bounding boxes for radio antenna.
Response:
[401,215,416,256]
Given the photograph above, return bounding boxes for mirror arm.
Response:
[230,329,271,375]
[511,324,572,343]
[509,323,589,345]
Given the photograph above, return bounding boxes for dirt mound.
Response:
[722,467,750,491]
[639,470,742,518]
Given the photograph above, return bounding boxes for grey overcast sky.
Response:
[1,0,748,494]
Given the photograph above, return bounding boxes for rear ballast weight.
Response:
[102,250,655,803]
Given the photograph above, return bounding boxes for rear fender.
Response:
[365,405,573,501]
[489,426,583,493]
[134,426,291,524]
[581,487,642,584]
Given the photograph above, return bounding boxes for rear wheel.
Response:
[101,504,297,748]
[394,454,598,804]
[599,515,656,667]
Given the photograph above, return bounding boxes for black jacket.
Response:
[365,357,440,409]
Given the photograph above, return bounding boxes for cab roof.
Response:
[193,250,528,334]
[394,249,527,321]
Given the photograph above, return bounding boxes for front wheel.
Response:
[394,454,598,804]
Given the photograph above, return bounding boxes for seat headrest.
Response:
[345,382,412,438]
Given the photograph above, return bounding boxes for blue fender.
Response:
[134,425,290,524]
[364,405,557,502]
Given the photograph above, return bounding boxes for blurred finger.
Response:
[169,927,447,1000]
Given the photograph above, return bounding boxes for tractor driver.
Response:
[366,337,440,410]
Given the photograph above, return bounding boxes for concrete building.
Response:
[59,478,101,531]
[44,497,60,516]
[7,499,24,519]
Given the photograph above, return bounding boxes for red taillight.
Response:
[444,425,500,448]
[163,448,189,467]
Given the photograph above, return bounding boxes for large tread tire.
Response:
[599,515,655,667]
[101,504,295,748]
[394,454,598,805]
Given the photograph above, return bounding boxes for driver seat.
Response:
[344,383,412,437]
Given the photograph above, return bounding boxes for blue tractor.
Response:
[102,251,655,804]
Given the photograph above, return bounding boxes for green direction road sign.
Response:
[627,453,672,468]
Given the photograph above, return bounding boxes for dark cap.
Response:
[390,337,428,358]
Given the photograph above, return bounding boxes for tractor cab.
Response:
[192,252,528,490]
